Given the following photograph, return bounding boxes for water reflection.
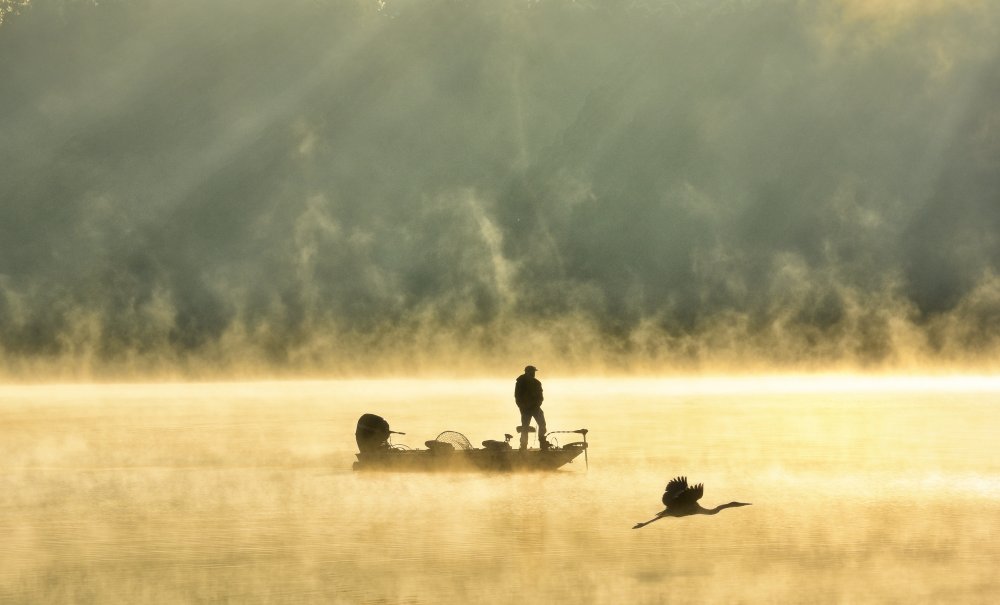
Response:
[1,379,999,603]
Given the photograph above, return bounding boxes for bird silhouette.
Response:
[632,476,751,529]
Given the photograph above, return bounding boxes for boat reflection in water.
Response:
[352,413,588,472]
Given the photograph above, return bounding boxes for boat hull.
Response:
[353,443,586,472]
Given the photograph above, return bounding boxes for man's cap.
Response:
[525,365,538,372]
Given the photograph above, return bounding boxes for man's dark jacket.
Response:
[514,374,544,410]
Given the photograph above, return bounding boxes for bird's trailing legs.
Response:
[632,512,668,529]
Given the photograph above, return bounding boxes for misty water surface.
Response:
[2,378,999,604]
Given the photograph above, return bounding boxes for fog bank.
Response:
[2,0,999,378]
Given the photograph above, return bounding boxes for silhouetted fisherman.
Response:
[514,365,549,451]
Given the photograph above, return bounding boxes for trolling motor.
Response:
[545,428,589,469]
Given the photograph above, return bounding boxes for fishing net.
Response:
[435,431,473,451]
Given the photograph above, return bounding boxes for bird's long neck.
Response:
[704,502,745,515]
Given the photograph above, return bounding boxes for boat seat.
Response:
[515,425,536,434]
[482,439,512,451]
[424,440,455,452]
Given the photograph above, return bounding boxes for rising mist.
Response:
[1,0,999,378]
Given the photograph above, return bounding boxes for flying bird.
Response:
[632,476,751,529]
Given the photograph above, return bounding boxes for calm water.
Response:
[2,378,999,604]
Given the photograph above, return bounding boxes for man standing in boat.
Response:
[514,365,550,451]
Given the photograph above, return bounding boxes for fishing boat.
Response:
[352,414,588,472]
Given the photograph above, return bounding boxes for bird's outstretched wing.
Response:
[663,476,705,508]
[674,482,704,507]
[662,476,688,506]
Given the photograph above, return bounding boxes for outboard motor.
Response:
[355,413,391,453]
